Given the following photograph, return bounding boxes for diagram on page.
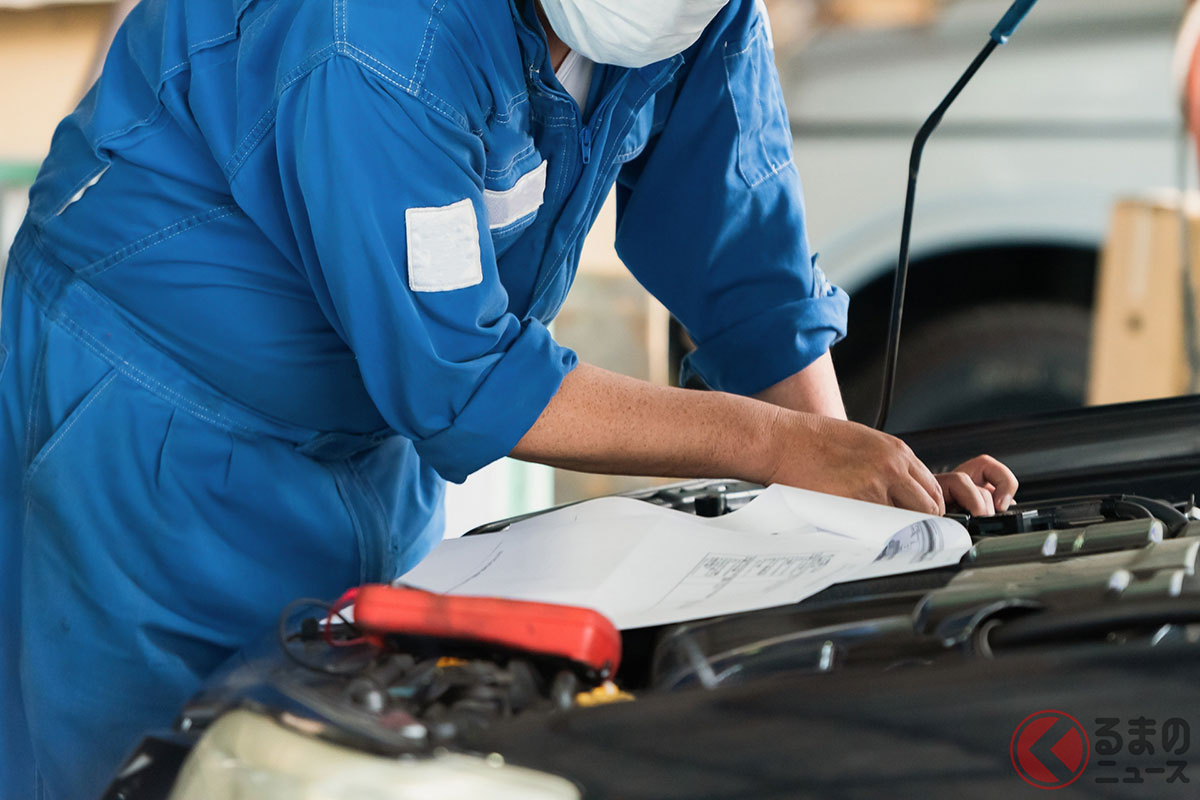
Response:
[656,550,843,609]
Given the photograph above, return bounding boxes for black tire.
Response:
[842,303,1092,432]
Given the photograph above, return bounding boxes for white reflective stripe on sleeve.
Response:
[405,198,484,292]
[483,160,547,230]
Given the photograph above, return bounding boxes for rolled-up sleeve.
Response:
[615,0,848,396]
[274,56,576,483]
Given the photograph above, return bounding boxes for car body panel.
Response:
[783,0,1179,293]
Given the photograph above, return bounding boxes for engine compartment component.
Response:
[646,485,1200,693]
[103,467,1200,799]
[352,585,622,679]
[242,486,1200,733]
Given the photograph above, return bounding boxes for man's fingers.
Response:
[938,471,991,516]
[891,475,942,516]
[908,463,946,516]
[978,484,996,515]
[889,483,940,515]
[957,455,1019,511]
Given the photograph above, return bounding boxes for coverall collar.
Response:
[509,0,683,108]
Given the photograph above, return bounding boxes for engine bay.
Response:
[161,479,1200,757]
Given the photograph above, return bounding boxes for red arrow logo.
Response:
[1011,710,1090,789]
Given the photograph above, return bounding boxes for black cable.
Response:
[277,597,372,677]
[1105,496,1189,537]
[1009,494,1189,537]
[874,39,1000,431]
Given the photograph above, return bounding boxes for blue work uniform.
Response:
[0,0,848,795]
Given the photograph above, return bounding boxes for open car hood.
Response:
[104,395,1200,799]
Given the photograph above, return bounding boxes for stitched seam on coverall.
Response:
[346,457,389,532]
[346,456,390,577]
[63,321,253,434]
[33,303,266,438]
[78,205,242,278]
[722,34,794,189]
[527,114,573,204]
[485,140,536,179]
[342,0,468,129]
[335,42,472,133]
[22,323,51,467]
[745,158,794,189]
[412,0,447,89]
[24,372,119,480]
[93,106,167,152]
[491,90,530,124]
[223,44,336,178]
[329,465,372,583]
[615,139,647,162]
[225,48,472,182]
[86,20,235,186]
[9,249,311,442]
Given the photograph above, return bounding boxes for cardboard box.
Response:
[1088,191,1200,405]
[821,0,941,29]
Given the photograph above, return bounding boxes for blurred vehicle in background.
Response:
[777,0,1180,430]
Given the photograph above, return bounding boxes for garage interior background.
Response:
[0,0,1189,535]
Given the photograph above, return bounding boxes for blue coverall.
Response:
[0,0,848,795]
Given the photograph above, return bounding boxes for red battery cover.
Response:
[352,585,622,676]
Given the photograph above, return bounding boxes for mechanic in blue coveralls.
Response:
[0,0,1019,795]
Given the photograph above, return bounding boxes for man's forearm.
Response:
[752,351,848,420]
[510,362,784,483]
[510,359,947,514]
[511,351,848,484]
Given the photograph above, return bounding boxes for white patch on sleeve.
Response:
[405,198,484,292]
[484,160,547,231]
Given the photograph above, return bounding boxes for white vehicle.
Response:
[780,0,1180,429]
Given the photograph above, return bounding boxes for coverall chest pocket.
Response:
[23,323,118,482]
[723,20,795,189]
[482,92,548,248]
[484,158,547,249]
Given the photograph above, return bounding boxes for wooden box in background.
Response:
[1088,191,1200,406]
[820,0,942,29]
[0,1,122,162]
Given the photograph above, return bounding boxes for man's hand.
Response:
[514,363,953,515]
[764,413,946,515]
[756,354,1019,515]
[513,360,1017,518]
[935,455,1019,517]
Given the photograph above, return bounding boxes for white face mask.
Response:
[538,0,731,69]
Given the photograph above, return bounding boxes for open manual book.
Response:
[400,485,972,630]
